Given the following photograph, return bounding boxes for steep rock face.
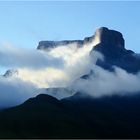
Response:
[91,27,140,73]
[92,27,126,58]
[94,27,125,48]
[37,27,140,73]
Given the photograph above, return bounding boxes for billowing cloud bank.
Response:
[71,66,140,97]
[0,41,100,88]
[0,35,140,108]
[0,42,98,108]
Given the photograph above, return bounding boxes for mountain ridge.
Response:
[1,92,140,138]
[1,27,140,138]
[37,27,140,73]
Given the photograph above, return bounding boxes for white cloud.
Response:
[0,36,140,109]
[0,44,63,69]
[15,41,102,88]
[0,40,99,108]
[71,65,140,97]
[0,38,103,108]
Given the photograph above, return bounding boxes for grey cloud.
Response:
[0,45,64,69]
[71,65,140,97]
[1,40,140,108]
[0,76,40,109]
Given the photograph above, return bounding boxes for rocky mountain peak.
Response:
[3,69,18,78]
[91,27,127,62]
[94,27,125,48]
[90,27,140,73]
[37,27,125,52]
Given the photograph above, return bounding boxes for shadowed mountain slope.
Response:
[91,27,140,73]
[0,93,140,138]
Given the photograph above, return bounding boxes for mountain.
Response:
[37,32,95,51]
[91,27,140,73]
[3,69,18,78]
[0,93,140,138]
[41,87,75,99]
[0,94,88,138]
[0,27,140,138]
[37,27,140,74]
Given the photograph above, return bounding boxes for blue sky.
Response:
[0,1,140,52]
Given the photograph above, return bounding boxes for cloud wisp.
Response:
[0,44,64,69]
[71,65,140,97]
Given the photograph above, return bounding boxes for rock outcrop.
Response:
[37,27,140,73]
[37,34,95,51]
[37,40,83,50]
[91,27,140,73]
[3,69,18,78]
[94,27,125,48]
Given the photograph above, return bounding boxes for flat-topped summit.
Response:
[37,27,125,51]
[94,27,125,48]
[36,27,140,73]
[91,28,140,73]
[37,40,83,50]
